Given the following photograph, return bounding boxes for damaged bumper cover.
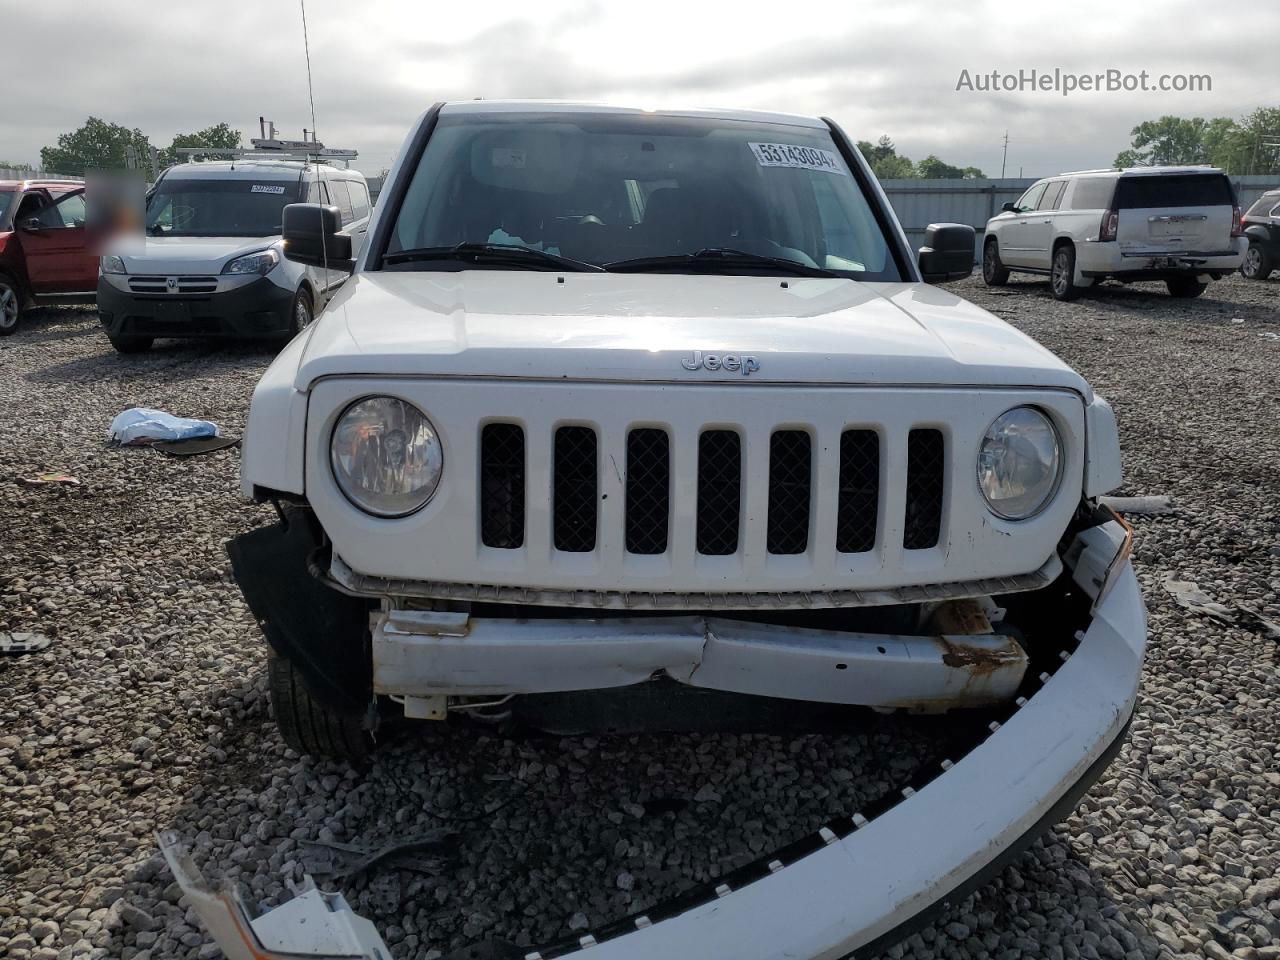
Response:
[189,520,1144,960]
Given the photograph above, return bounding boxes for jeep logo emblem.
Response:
[681,351,760,376]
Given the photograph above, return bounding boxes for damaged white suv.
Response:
[223,101,1145,960]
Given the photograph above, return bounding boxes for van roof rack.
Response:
[176,138,357,164]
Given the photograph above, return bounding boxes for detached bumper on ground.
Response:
[180,520,1144,960]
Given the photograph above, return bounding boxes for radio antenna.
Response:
[299,0,318,143]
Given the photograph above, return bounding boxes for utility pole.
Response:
[1000,130,1009,179]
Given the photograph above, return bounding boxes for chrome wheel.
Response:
[295,295,312,329]
[0,281,18,331]
[1052,252,1069,295]
[1243,245,1263,279]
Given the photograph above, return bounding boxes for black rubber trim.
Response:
[365,102,443,271]
[821,117,917,283]
[225,507,372,711]
[846,708,1133,958]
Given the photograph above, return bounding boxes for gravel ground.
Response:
[1,273,1278,960]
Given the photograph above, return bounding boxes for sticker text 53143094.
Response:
[748,142,846,175]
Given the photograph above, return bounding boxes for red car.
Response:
[0,179,98,335]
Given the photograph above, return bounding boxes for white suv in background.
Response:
[982,166,1245,300]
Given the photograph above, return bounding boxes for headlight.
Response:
[330,397,443,517]
[222,248,279,276]
[977,406,1062,520]
[100,255,127,275]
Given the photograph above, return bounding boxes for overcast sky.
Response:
[5,0,1275,179]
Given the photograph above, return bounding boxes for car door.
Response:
[17,189,97,293]
[325,177,359,291]
[1000,182,1047,267]
[344,179,372,263]
[1021,180,1066,270]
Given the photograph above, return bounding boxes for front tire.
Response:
[1241,242,1273,281]
[982,239,1010,286]
[0,275,23,336]
[1050,244,1082,301]
[1166,276,1207,299]
[106,331,154,354]
[286,287,314,339]
[268,650,373,763]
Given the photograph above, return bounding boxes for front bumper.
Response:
[198,533,1144,958]
[97,273,295,339]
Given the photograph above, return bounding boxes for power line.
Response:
[300,0,318,142]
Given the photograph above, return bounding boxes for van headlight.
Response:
[977,406,1062,520]
[222,248,279,275]
[100,255,127,275]
[330,397,443,517]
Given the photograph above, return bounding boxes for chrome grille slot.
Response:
[126,276,218,295]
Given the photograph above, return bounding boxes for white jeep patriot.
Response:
[224,101,1146,960]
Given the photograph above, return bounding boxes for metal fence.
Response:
[883,175,1279,263]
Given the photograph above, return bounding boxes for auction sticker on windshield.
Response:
[749,142,846,175]
[250,184,287,194]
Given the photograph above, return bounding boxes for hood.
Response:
[117,236,280,275]
[295,272,1089,396]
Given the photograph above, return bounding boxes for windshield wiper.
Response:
[604,248,841,278]
[383,242,604,272]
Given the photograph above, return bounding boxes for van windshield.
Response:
[146,178,301,237]
[384,113,902,280]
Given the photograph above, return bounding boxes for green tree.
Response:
[1112,115,1236,168]
[856,136,915,179]
[159,122,243,168]
[1211,107,1280,175]
[40,117,153,176]
[916,154,985,179]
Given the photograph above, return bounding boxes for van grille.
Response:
[127,276,219,295]
[474,422,945,559]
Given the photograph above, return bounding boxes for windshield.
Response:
[145,178,301,237]
[385,113,902,280]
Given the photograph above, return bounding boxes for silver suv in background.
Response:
[97,155,371,353]
[982,166,1245,300]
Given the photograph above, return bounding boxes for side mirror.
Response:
[20,217,42,232]
[1000,201,1018,213]
[282,203,353,271]
[918,222,975,283]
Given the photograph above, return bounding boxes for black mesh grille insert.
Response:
[905,428,944,550]
[696,430,741,555]
[479,423,525,549]
[625,428,670,555]
[837,429,879,553]
[766,430,812,555]
[553,426,598,552]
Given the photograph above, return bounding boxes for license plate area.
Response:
[154,301,190,322]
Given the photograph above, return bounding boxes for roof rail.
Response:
[1057,168,1119,177]
[175,138,357,164]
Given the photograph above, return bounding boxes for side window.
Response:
[327,179,354,225]
[1069,178,1117,211]
[306,180,330,205]
[1038,181,1066,210]
[347,181,370,220]
[37,191,86,228]
[1269,201,1280,220]
[1015,183,1047,212]
[16,191,48,223]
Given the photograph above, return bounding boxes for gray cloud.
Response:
[3,0,1276,179]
